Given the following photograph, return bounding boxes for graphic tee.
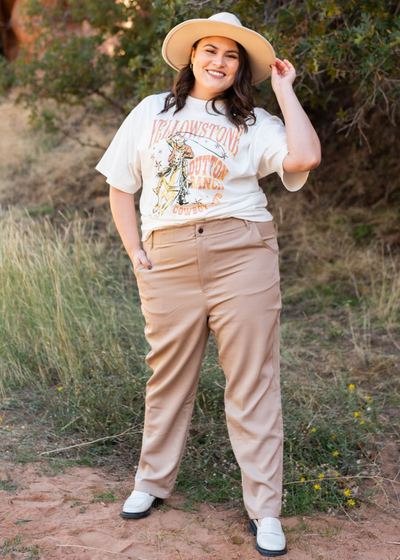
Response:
[96,93,309,241]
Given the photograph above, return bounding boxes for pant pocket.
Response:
[252,222,279,255]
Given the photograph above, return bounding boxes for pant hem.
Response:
[134,481,172,500]
[247,509,282,520]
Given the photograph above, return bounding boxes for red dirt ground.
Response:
[1,458,400,560]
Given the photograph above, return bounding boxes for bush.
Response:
[1,0,399,139]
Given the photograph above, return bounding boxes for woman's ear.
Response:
[191,46,196,65]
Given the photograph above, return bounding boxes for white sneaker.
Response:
[249,517,287,556]
[121,490,163,519]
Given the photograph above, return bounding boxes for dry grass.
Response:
[0,92,112,210]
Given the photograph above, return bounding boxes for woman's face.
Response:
[190,36,240,100]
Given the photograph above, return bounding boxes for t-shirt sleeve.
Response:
[95,108,142,194]
[253,114,309,192]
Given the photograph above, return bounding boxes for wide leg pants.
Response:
[133,217,283,519]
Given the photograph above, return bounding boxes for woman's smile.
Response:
[206,69,226,78]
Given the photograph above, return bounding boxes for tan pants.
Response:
[133,217,283,519]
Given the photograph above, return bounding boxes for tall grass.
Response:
[1,209,399,515]
[0,214,148,434]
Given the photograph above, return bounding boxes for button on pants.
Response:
[133,217,283,519]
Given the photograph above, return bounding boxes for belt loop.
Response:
[244,219,251,230]
[150,231,154,249]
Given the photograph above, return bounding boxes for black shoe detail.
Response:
[120,497,163,519]
[248,520,288,557]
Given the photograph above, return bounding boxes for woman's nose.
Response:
[213,57,225,68]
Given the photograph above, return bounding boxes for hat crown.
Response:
[208,12,243,28]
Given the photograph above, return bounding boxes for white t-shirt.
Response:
[96,93,308,241]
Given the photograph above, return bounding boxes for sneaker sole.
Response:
[249,519,288,557]
[120,497,163,519]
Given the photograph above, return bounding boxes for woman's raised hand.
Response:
[271,58,296,92]
[132,247,152,270]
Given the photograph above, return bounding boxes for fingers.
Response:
[140,256,152,270]
[273,57,296,72]
[136,253,152,270]
[132,248,152,270]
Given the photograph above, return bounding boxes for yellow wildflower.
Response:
[318,473,323,479]
[349,384,355,390]
[58,387,63,391]
[333,451,339,456]
[300,477,306,482]
[332,435,335,439]
[312,428,316,432]
[344,489,351,496]
[348,499,356,506]
[360,419,365,425]
[334,472,339,477]
[314,484,321,490]
[354,411,359,417]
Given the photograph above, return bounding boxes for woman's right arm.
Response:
[109,186,152,269]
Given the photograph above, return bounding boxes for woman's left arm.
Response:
[272,58,321,173]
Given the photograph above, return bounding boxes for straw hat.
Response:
[161,12,276,85]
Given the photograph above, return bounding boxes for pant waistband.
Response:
[146,217,255,246]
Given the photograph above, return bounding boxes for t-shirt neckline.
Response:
[185,95,226,112]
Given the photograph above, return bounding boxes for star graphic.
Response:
[221,151,228,160]
[150,154,155,160]
[158,150,162,154]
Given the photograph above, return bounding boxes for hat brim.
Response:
[162,19,275,85]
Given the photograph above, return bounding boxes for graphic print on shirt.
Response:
[152,134,194,216]
[148,118,244,218]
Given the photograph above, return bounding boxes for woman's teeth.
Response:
[207,70,225,77]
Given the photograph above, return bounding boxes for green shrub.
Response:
[1,0,399,138]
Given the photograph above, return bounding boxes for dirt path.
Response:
[1,460,400,560]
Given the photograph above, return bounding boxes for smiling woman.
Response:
[191,37,240,95]
[95,11,321,558]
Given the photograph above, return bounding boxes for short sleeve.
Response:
[253,114,309,192]
[95,108,142,194]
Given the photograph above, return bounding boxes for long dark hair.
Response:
[160,39,256,131]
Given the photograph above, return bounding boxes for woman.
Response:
[96,12,321,557]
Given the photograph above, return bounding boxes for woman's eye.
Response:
[206,49,216,54]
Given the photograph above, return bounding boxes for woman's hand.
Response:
[131,247,152,270]
[271,58,296,93]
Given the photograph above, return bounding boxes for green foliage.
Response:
[91,490,117,503]
[0,0,399,135]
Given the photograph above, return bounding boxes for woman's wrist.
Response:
[273,82,295,103]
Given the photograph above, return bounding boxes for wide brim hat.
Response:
[162,12,276,85]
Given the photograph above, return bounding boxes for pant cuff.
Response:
[134,480,172,500]
[247,508,282,520]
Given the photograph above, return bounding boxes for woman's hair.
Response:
[160,39,256,131]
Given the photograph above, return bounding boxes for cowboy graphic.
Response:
[153,134,194,216]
